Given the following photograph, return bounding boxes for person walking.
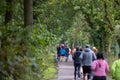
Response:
[72,47,83,80]
[65,45,70,62]
[111,53,120,80]
[71,46,76,55]
[92,47,98,55]
[80,45,96,80]
[60,44,67,62]
[56,45,61,62]
[91,52,109,80]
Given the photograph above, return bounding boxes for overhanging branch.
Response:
[103,0,114,31]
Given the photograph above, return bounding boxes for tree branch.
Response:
[103,0,114,31]
[79,5,94,29]
[114,0,120,5]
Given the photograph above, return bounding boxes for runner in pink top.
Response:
[91,52,109,80]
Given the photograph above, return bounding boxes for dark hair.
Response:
[76,46,80,51]
[96,52,104,60]
[80,48,83,51]
[85,44,90,48]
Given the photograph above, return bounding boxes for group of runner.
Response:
[56,44,70,62]
[56,44,120,80]
[72,45,99,80]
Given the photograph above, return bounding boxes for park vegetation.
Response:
[0,0,120,79]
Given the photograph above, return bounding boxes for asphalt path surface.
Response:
[51,55,113,80]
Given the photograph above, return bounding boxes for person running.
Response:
[111,53,120,80]
[91,52,109,80]
[80,45,96,80]
[72,46,83,80]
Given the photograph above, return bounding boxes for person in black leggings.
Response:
[72,47,83,80]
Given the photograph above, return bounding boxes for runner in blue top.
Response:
[60,44,67,62]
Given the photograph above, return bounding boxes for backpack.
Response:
[65,47,69,53]
[60,48,66,55]
[73,51,81,63]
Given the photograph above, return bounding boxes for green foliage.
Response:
[0,0,120,79]
[70,0,119,53]
[25,24,58,80]
[0,23,58,80]
[0,25,29,79]
[33,0,76,36]
[63,0,120,56]
[64,12,90,47]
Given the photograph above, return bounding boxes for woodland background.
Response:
[0,0,120,80]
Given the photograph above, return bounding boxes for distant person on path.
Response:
[91,52,109,80]
[60,44,67,62]
[72,46,83,80]
[71,46,76,55]
[80,45,96,80]
[111,53,120,80]
[65,45,70,62]
[56,45,61,61]
[92,47,98,78]
[92,47,98,55]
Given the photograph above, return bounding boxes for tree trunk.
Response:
[117,38,120,53]
[24,0,33,27]
[5,0,14,25]
[1,0,14,78]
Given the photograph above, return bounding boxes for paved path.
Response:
[51,55,113,80]
[57,56,74,80]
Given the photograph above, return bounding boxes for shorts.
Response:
[82,66,91,74]
[93,76,106,80]
[61,54,65,56]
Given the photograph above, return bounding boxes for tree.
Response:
[24,0,33,27]
[70,0,118,56]
[5,0,14,25]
